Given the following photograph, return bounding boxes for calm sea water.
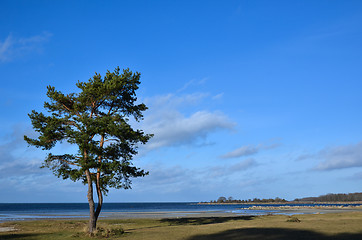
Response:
[0,202,360,222]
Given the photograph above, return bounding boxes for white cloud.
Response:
[134,158,257,195]
[208,158,257,178]
[145,93,209,110]
[132,164,204,194]
[220,143,279,159]
[142,93,235,150]
[177,77,208,92]
[315,141,362,170]
[212,93,224,100]
[1,91,234,200]
[352,171,362,180]
[0,126,87,201]
[0,126,45,179]
[220,145,258,159]
[146,110,234,150]
[295,153,314,161]
[0,35,12,62]
[0,32,52,62]
[231,158,257,171]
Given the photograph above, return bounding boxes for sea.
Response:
[0,202,361,223]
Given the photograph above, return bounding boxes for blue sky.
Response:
[1,0,362,203]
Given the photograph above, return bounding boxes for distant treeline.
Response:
[207,196,288,203]
[206,192,362,204]
[294,192,362,202]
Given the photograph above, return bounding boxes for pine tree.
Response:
[24,67,152,233]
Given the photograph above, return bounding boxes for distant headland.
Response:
[200,192,362,204]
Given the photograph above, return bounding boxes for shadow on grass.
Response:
[0,233,45,239]
[160,216,255,226]
[186,227,362,240]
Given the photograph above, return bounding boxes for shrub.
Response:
[286,216,301,222]
[94,226,125,238]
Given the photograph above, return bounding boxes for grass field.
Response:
[1,212,362,239]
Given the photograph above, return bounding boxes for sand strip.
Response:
[0,227,17,232]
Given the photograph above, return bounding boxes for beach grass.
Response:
[1,212,362,239]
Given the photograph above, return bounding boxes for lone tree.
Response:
[24,67,152,233]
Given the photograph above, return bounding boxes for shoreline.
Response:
[3,207,362,222]
[99,207,362,219]
[198,201,362,205]
[2,203,362,224]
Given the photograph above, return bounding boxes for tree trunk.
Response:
[95,136,104,222]
[94,173,103,222]
[85,169,97,233]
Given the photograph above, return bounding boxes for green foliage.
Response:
[294,192,362,202]
[210,196,288,204]
[24,67,152,194]
[217,197,227,203]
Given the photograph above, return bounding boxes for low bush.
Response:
[94,226,125,238]
[286,216,301,222]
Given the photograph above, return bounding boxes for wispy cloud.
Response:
[134,158,257,194]
[295,153,315,161]
[0,126,44,179]
[132,164,208,194]
[0,126,55,197]
[297,141,362,170]
[0,32,52,62]
[231,158,257,171]
[212,92,224,100]
[315,141,362,170]
[142,93,235,150]
[220,143,279,159]
[0,36,12,62]
[0,126,86,200]
[177,78,208,92]
[220,145,258,159]
[208,158,257,178]
[145,93,209,109]
[351,171,362,180]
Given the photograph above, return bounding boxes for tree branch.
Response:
[104,138,118,143]
[50,155,80,167]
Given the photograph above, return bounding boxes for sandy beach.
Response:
[99,210,241,219]
[97,205,362,220]
[7,205,362,222]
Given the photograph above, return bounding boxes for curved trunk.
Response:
[85,136,105,233]
[85,169,97,233]
[95,172,103,221]
[95,135,105,221]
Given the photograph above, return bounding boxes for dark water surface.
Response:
[0,202,361,222]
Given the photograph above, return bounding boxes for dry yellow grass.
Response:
[1,212,362,239]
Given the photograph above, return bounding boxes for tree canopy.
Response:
[24,67,152,233]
